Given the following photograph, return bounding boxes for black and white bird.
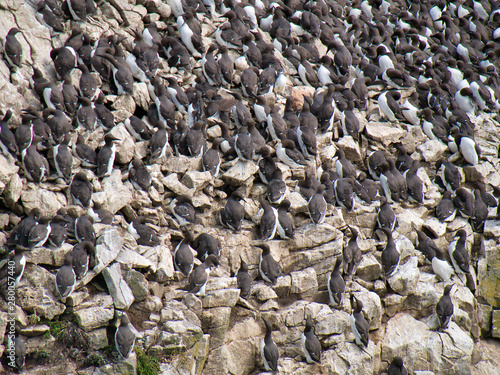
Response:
[436,191,457,222]
[237,257,253,298]
[12,251,26,288]
[115,314,136,358]
[260,197,278,240]
[192,233,221,261]
[375,196,397,234]
[453,188,474,218]
[267,169,287,205]
[415,229,439,263]
[388,357,408,375]
[328,257,345,307]
[301,316,321,364]
[436,284,454,330]
[276,199,294,239]
[432,248,455,283]
[188,254,219,296]
[97,133,120,178]
[350,294,370,348]
[174,230,195,277]
[70,172,92,208]
[128,158,152,191]
[343,226,361,277]
[257,243,280,284]
[308,185,327,224]
[471,189,488,233]
[28,216,51,248]
[128,216,160,247]
[71,241,95,279]
[261,318,279,372]
[380,227,400,278]
[448,229,470,276]
[220,191,244,231]
[55,254,76,300]
[170,195,196,226]
[4,28,23,70]
[334,177,355,211]
[74,214,96,244]
[405,160,423,203]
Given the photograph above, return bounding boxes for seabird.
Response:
[73,134,97,168]
[378,91,404,122]
[258,146,277,185]
[379,162,399,203]
[334,178,355,211]
[115,314,136,358]
[453,187,474,218]
[0,110,18,156]
[88,202,114,225]
[405,160,424,203]
[129,158,152,191]
[302,316,321,364]
[128,216,160,246]
[188,254,219,296]
[28,216,51,248]
[218,45,234,86]
[70,172,93,208]
[7,208,41,248]
[71,241,95,279]
[343,226,361,276]
[415,229,438,263]
[22,144,50,183]
[124,115,153,141]
[202,44,222,86]
[376,196,396,233]
[448,229,470,276]
[276,139,308,169]
[173,230,195,276]
[388,357,408,375]
[380,227,400,278]
[170,195,196,226]
[454,128,480,165]
[235,126,255,161]
[220,191,244,231]
[202,138,222,177]
[4,28,22,70]
[185,121,206,157]
[260,197,278,240]
[74,214,96,244]
[267,106,287,141]
[471,189,488,233]
[43,108,71,144]
[335,149,356,179]
[49,214,69,248]
[432,248,455,283]
[97,133,120,178]
[436,159,461,192]
[240,67,259,97]
[261,319,279,372]
[308,185,327,224]
[150,121,170,160]
[276,199,294,239]
[436,284,454,330]
[267,169,287,205]
[192,233,221,261]
[12,251,26,288]
[257,243,280,284]
[436,191,456,222]
[237,256,253,298]
[350,294,370,348]
[367,150,386,180]
[8,333,26,371]
[393,143,413,172]
[50,45,78,80]
[328,257,345,307]
[55,254,76,300]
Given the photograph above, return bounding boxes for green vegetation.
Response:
[46,319,67,339]
[33,348,51,365]
[137,346,160,375]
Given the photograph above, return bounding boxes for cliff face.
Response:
[1,0,500,374]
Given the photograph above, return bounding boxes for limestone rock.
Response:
[356,253,382,282]
[101,169,134,214]
[124,269,149,302]
[492,310,500,338]
[181,170,212,191]
[163,320,204,349]
[251,283,278,302]
[86,328,109,350]
[4,173,22,207]
[355,290,382,330]
[0,154,19,186]
[365,122,405,145]
[102,262,135,309]
[201,288,240,308]
[162,173,191,195]
[290,267,318,299]
[221,160,259,186]
[74,294,115,332]
[20,187,67,217]
[337,135,363,162]
[423,217,447,237]
[387,256,420,296]
[290,86,316,111]
[108,123,135,164]
[418,139,448,162]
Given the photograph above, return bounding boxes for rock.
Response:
[287,191,308,215]
[20,324,50,337]
[201,288,240,308]
[116,248,154,269]
[144,244,175,282]
[20,187,67,217]
[145,0,172,19]
[102,263,135,309]
[365,122,405,145]
[0,154,19,186]
[131,82,150,110]
[25,243,72,267]
[310,303,350,336]
[162,173,191,195]
[484,220,500,238]
[221,160,259,186]
[181,170,212,191]
[355,290,382,330]
[101,169,134,214]
[111,93,136,118]
[463,161,497,183]
[492,310,500,338]
[337,135,363,162]
[417,139,448,162]
[356,253,382,282]
[86,328,109,350]
[124,269,149,302]
[163,320,204,349]
[17,264,66,320]
[383,294,406,317]
[387,256,420,296]
[98,352,137,375]
[335,341,375,375]
[404,276,439,313]
[162,155,201,174]
[423,217,447,237]
[290,223,339,250]
[477,241,500,308]
[201,307,231,341]
[225,339,257,375]
[290,86,316,111]
[251,283,278,302]
[74,294,115,332]
[4,173,22,207]
[108,123,135,164]
[290,267,318,299]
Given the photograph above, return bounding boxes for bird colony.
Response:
[0,0,500,374]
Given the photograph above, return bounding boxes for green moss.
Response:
[47,320,67,339]
[137,347,160,375]
[83,352,108,367]
[33,348,51,365]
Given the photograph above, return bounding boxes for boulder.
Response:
[365,122,405,145]
[290,267,318,299]
[101,169,134,214]
[418,139,448,162]
[201,288,240,308]
[20,187,67,217]
[387,256,420,296]
[221,159,259,186]
[102,262,135,310]
[74,294,115,332]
